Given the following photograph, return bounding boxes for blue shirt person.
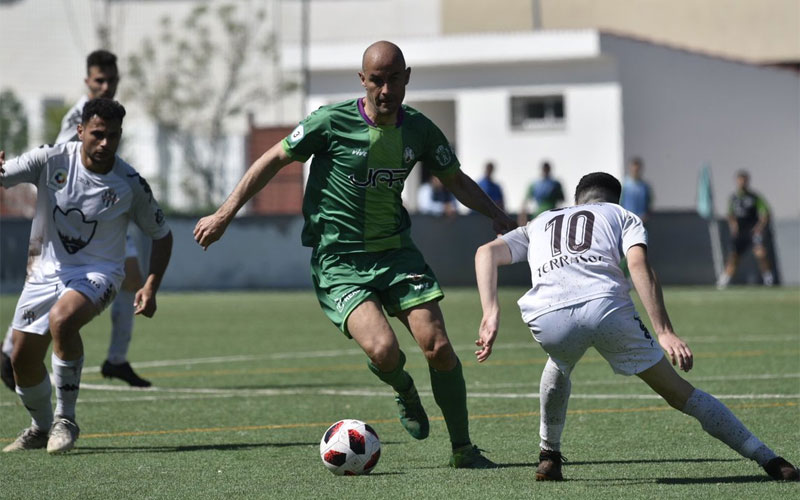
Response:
[620,157,652,221]
[477,161,504,211]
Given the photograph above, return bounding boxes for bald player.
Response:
[194,41,515,468]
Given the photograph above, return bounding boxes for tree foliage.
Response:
[0,89,29,155]
[125,1,290,211]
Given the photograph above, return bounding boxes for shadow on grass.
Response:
[486,457,741,470]
[566,457,742,466]
[68,440,407,456]
[656,476,769,484]
[69,441,314,455]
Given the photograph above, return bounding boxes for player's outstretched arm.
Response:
[627,244,693,371]
[135,231,173,318]
[439,170,516,234]
[193,142,294,249]
[474,238,513,362]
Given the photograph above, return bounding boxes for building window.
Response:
[510,95,565,130]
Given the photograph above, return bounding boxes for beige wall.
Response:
[442,0,800,63]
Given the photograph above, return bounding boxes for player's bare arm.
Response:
[474,238,514,362]
[194,142,293,249]
[438,169,516,234]
[134,231,173,317]
[627,244,693,371]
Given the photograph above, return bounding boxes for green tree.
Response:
[125,1,293,212]
[44,101,73,145]
[0,89,29,155]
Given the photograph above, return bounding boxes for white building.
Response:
[1,1,797,218]
[286,30,800,219]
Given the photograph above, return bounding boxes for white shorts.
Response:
[12,269,118,335]
[527,297,664,376]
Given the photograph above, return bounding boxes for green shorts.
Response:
[311,246,444,337]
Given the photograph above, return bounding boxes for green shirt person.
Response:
[717,170,774,288]
[194,40,515,469]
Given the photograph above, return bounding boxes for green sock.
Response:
[429,358,471,449]
[367,350,413,393]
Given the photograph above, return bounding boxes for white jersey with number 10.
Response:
[500,202,648,324]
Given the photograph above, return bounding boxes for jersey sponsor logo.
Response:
[351,149,367,157]
[403,147,416,164]
[434,144,452,167]
[47,168,69,191]
[52,206,97,254]
[289,124,305,143]
[349,168,407,188]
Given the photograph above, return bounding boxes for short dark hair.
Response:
[87,50,117,73]
[81,98,126,125]
[575,172,622,204]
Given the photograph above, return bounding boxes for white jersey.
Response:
[0,142,170,284]
[55,95,88,144]
[501,202,647,323]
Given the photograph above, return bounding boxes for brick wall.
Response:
[247,126,304,215]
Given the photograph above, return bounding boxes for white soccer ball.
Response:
[319,419,381,476]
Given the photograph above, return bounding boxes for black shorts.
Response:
[731,230,763,255]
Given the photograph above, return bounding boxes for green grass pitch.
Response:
[1,287,798,499]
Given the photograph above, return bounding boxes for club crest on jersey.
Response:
[289,124,304,144]
[403,147,416,164]
[349,168,407,188]
[47,168,69,191]
[53,206,97,254]
[102,188,119,207]
[434,144,452,167]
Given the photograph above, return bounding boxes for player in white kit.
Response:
[0,50,152,389]
[473,172,798,481]
[1,98,173,453]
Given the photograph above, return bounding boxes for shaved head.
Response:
[358,41,410,125]
[362,41,406,72]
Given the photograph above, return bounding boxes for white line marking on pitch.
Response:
[2,383,797,408]
[80,335,799,373]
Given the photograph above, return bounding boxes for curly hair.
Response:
[81,98,126,125]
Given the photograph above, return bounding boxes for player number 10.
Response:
[544,211,596,257]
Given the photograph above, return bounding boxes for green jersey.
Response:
[282,98,460,253]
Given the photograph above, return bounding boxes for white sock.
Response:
[16,376,53,432]
[52,353,83,420]
[539,358,572,452]
[682,389,777,466]
[717,273,731,288]
[2,326,13,357]
[108,289,135,364]
[762,271,775,286]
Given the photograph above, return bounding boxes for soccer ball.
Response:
[319,419,381,476]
